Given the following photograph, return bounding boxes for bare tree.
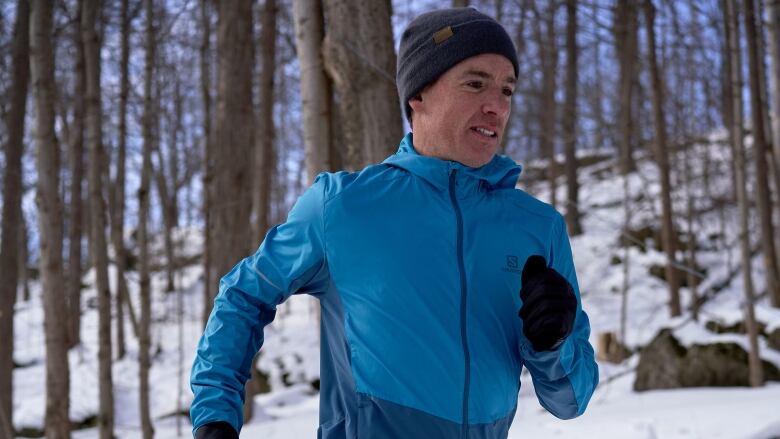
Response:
[683,142,699,319]
[563,0,581,235]
[671,1,700,318]
[615,0,639,174]
[292,0,334,183]
[211,0,256,419]
[200,0,215,327]
[18,216,31,302]
[767,0,780,258]
[82,0,114,434]
[152,28,180,294]
[211,0,254,294]
[725,0,764,387]
[153,121,177,293]
[532,2,559,206]
[252,0,278,245]
[754,1,780,210]
[0,0,29,434]
[139,0,156,436]
[244,1,279,421]
[500,0,529,155]
[66,0,85,350]
[108,0,137,358]
[619,175,632,346]
[643,0,682,317]
[322,0,402,169]
[744,0,780,308]
[30,0,71,436]
[587,0,607,153]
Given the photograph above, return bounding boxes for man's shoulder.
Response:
[313,163,401,202]
[500,187,563,222]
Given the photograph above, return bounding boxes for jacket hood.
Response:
[383,133,522,191]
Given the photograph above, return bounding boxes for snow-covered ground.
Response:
[12,131,780,438]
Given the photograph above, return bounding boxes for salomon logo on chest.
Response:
[501,255,522,274]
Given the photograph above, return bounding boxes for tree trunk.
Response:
[153,140,176,292]
[590,0,607,151]
[200,0,215,328]
[292,0,334,183]
[154,65,179,294]
[680,1,700,317]
[754,0,780,206]
[615,0,639,175]
[139,0,156,437]
[620,173,631,345]
[725,0,764,387]
[169,79,182,246]
[500,0,529,155]
[168,78,181,234]
[643,0,682,317]
[82,0,115,435]
[252,0,278,246]
[322,0,402,170]
[66,0,85,350]
[744,0,780,308]
[452,0,469,7]
[212,0,254,300]
[109,0,133,359]
[563,0,581,236]
[244,0,278,421]
[767,0,780,263]
[685,0,715,194]
[31,0,71,436]
[19,216,31,302]
[0,0,30,434]
[532,3,559,207]
[684,143,699,319]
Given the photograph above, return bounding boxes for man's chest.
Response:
[322,189,550,323]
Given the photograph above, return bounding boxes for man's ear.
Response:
[408,94,424,113]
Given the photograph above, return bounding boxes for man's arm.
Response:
[190,175,330,436]
[519,214,599,419]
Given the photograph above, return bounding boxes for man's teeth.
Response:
[475,127,496,137]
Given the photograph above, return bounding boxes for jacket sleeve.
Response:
[190,175,331,436]
[519,214,599,419]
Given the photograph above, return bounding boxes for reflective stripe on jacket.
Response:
[190,133,599,438]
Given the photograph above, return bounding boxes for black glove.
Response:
[518,255,577,352]
[195,421,239,439]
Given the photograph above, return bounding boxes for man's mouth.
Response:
[472,127,497,138]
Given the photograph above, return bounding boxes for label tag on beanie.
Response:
[433,26,454,44]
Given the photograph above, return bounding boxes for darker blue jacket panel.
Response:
[190,133,599,437]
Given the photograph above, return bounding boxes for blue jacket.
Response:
[191,133,599,438]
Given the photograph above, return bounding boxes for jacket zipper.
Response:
[449,169,470,438]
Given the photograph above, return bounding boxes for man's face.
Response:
[409,53,515,168]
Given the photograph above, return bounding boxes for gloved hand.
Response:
[195,421,239,439]
[518,255,577,352]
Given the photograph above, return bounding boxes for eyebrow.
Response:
[460,69,517,85]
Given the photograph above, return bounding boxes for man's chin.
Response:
[461,154,495,168]
[464,145,498,167]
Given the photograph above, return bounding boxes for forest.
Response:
[1,0,780,437]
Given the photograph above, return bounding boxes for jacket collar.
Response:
[383,132,522,191]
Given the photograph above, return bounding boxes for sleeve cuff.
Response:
[194,421,239,439]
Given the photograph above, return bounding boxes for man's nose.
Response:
[481,88,511,117]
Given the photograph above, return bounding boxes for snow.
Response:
[12,136,780,438]
[514,382,780,439]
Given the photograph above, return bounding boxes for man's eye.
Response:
[503,87,514,97]
[466,81,483,89]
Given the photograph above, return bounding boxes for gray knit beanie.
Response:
[397,7,519,122]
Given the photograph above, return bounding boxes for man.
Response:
[191,7,598,439]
